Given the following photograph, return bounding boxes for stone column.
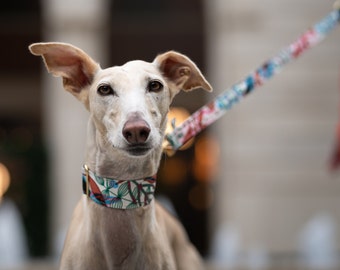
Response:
[40,0,109,256]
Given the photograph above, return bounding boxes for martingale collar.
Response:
[82,165,156,209]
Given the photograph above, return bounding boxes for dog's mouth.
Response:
[125,144,152,156]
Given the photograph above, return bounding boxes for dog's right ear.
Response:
[29,42,100,106]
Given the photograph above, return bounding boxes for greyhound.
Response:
[29,42,212,270]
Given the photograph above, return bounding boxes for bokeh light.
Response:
[193,134,220,183]
[163,107,194,155]
[0,163,11,200]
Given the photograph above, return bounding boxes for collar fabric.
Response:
[82,166,156,209]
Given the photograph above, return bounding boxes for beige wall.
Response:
[206,0,340,267]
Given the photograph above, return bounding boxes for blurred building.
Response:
[207,0,340,268]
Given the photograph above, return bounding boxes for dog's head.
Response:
[29,42,212,158]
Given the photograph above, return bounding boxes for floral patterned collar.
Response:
[82,165,156,209]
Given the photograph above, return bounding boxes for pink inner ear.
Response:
[156,52,212,92]
[160,58,182,81]
[45,52,96,93]
[62,62,93,93]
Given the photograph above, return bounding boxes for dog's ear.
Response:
[154,51,212,98]
[29,42,99,105]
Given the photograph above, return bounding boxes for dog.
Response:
[29,42,212,270]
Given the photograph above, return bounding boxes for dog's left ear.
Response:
[29,42,100,106]
[154,51,212,98]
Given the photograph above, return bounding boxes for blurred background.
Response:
[0,0,339,269]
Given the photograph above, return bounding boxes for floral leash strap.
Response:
[165,5,340,153]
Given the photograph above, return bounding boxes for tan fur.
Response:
[29,42,212,270]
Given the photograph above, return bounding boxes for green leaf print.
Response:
[102,189,110,197]
[97,176,104,186]
[111,199,123,209]
[126,202,138,209]
[132,186,139,199]
[117,182,129,197]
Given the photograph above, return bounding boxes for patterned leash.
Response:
[165,4,340,152]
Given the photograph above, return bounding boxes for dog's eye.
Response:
[97,84,114,96]
[148,80,163,92]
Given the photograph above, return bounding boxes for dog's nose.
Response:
[123,119,151,144]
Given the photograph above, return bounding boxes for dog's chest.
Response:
[86,202,176,269]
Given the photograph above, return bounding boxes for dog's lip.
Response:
[125,144,152,156]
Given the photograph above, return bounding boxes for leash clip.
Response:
[83,164,90,196]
